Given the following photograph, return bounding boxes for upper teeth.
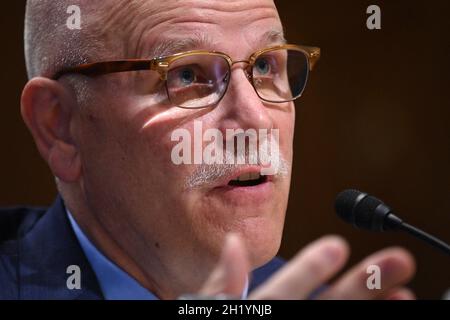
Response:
[235,172,261,181]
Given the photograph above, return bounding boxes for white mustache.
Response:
[184,153,290,190]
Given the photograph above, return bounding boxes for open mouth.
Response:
[209,169,274,204]
[228,172,268,187]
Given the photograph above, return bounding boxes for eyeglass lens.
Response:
[165,49,309,109]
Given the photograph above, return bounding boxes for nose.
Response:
[216,66,274,133]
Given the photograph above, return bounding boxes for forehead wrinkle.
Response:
[95,1,163,58]
[178,0,277,15]
[98,1,159,36]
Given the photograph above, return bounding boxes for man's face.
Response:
[74,0,294,274]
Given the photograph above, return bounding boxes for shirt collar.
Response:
[67,210,158,300]
[67,209,248,300]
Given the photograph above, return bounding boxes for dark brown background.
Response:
[1,1,449,299]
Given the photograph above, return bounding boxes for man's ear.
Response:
[21,77,81,182]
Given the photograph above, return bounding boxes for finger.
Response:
[318,247,416,300]
[385,287,416,300]
[198,233,250,297]
[249,235,349,300]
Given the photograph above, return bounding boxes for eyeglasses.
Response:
[52,44,320,109]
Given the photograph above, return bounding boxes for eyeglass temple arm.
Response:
[52,59,154,80]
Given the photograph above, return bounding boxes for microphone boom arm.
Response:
[398,222,450,256]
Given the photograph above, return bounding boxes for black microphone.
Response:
[335,189,450,256]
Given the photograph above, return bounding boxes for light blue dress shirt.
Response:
[67,210,248,300]
[67,210,158,299]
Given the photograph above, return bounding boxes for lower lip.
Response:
[209,180,274,205]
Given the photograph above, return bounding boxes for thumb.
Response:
[199,233,250,297]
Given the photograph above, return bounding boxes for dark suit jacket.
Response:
[0,196,284,299]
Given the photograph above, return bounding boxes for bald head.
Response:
[24,0,112,79]
[24,0,281,80]
[24,0,187,80]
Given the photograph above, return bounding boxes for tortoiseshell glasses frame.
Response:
[52,44,320,109]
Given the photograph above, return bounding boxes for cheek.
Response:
[76,95,189,210]
[273,105,295,160]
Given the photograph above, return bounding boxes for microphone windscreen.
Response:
[335,189,386,230]
[353,194,384,229]
[334,189,363,224]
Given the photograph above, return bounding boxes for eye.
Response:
[179,68,196,85]
[254,57,271,75]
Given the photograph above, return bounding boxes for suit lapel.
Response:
[18,196,103,299]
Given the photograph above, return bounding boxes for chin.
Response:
[191,190,287,268]
[232,214,285,270]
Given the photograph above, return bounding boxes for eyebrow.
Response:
[262,29,287,46]
[149,29,287,58]
[149,33,217,58]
